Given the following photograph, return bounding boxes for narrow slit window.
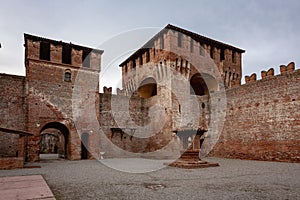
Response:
[210,46,214,59]
[232,51,236,63]
[146,50,150,62]
[190,39,194,53]
[139,55,143,66]
[180,59,183,70]
[220,49,225,61]
[178,33,182,47]
[199,44,205,56]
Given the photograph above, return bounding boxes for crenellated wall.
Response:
[211,63,300,162]
[107,61,300,162]
[245,62,296,84]
[1,30,299,165]
[120,24,245,94]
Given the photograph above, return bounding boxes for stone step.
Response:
[180,150,200,160]
[168,160,219,169]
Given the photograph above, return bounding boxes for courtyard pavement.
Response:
[0,175,55,200]
[0,157,299,200]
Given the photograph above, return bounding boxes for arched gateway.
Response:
[39,122,69,159]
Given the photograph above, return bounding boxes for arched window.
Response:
[138,77,157,98]
[190,73,209,96]
[190,73,218,96]
[64,69,71,82]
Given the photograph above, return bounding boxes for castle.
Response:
[0,24,299,169]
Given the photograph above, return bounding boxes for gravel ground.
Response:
[0,157,299,200]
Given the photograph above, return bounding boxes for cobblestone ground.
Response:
[0,157,299,200]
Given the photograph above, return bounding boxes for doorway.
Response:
[39,122,69,160]
[81,133,89,159]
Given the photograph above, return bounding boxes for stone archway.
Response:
[39,122,69,159]
[190,73,218,96]
[138,77,157,98]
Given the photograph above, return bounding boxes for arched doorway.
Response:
[81,133,89,159]
[138,77,157,98]
[39,122,69,160]
[190,73,218,96]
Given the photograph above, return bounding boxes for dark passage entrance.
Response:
[39,122,69,160]
[81,133,89,159]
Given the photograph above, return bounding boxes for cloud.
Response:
[0,0,299,85]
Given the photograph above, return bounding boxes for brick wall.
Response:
[0,157,23,170]
[24,34,102,161]
[211,69,300,162]
[0,74,26,157]
[99,90,179,158]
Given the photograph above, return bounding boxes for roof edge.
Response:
[119,24,245,67]
[24,33,104,54]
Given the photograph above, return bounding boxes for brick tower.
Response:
[24,34,103,161]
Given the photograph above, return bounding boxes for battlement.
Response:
[24,34,103,71]
[245,62,297,84]
[102,87,127,96]
[280,62,295,74]
[103,86,112,94]
[119,24,244,90]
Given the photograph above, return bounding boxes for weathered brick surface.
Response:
[0,157,23,170]
[211,69,300,162]
[24,34,103,161]
[99,92,178,158]
[0,132,19,157]
[1,27,299,165]
[116,24,299,162]
[0,74,26,157]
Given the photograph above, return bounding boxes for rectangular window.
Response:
[220,49,225,61]
[232,51,236,63]
[82,49,91,67]
[199,44,204,56]
[62,45,72,64]
[139,55,143,66]
[146,50,150,62]
[40,42,50,61]
[210,46,214,59]
[190,39,194,53]
[161,36,164,49]
[178,33,182,47]
[132,60,136,69]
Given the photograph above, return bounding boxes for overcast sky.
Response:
[0,0,299,89]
